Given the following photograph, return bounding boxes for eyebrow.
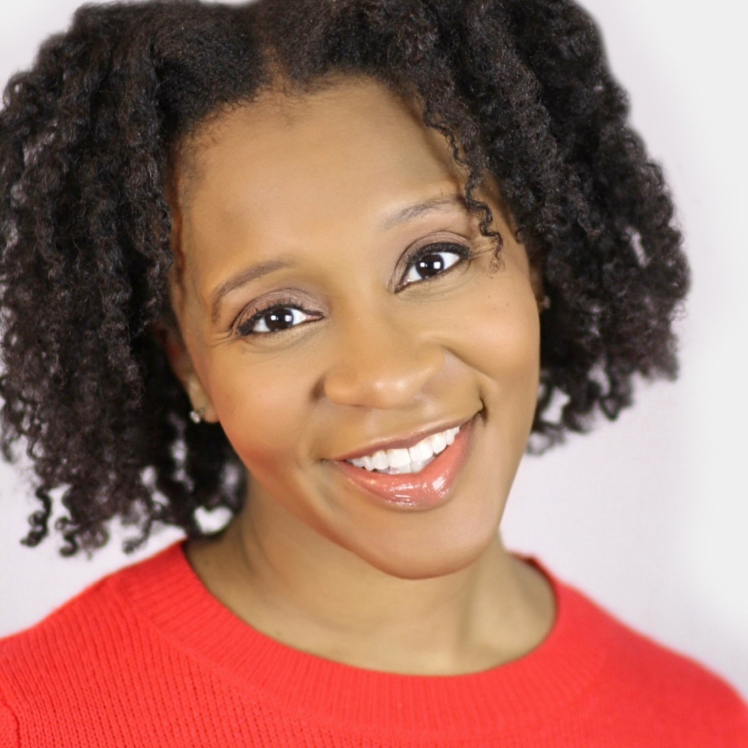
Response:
[210,193,469,323]
[210,258,294,323]
[380,193,468,230]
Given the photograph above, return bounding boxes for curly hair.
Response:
[0,0,690,557]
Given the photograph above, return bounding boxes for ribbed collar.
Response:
[114,538,610,737]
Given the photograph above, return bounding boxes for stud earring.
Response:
[538,295,551,312]
[189,407,205,424]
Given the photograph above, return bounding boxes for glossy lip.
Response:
[331,414,475,462]
[328,411,478,510]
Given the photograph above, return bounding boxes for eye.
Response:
[236,303,320,337]
[233,241,473,339]
[398,242,472,290]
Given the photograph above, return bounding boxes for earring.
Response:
[538,295,551,312]
[189,407,205,424]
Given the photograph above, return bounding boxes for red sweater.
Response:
[1,540,746,747]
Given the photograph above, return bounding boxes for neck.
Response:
[185,487,554,675]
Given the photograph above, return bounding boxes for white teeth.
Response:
[371,451,388,471]
[346,424,463,474]
[429,431,447,455]
[408,440,434,463]
[386,448,412,468]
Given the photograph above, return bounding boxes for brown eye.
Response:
[237,305,319,337]
[399,242,472,289]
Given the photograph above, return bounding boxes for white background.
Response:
[0,0,746,697]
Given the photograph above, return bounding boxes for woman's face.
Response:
[169,77,543,580]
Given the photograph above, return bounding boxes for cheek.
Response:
[448,276,540,420]
[206,351,317,472]
[440,275,541,503]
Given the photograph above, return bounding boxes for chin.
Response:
[344,513,503,581]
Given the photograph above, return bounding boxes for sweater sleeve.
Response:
[0,697,18,748]
[726,693,748,743]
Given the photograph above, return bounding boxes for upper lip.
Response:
[330,413,476,462]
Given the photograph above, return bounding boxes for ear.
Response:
[154,319,219,424]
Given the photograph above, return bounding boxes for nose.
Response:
[320,306,445,409]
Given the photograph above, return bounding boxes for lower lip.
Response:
[329,416,476,510]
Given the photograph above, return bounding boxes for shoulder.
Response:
[0,570,128,674]
[551,572,748,742]
[0,542,183,728]
[0,542,170,657]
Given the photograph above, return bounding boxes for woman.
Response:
[0,0,745,745]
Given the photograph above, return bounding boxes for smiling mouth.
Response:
[344,423,462,475]
[330,413,478,510]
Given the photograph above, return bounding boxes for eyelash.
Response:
[234,241,474,338]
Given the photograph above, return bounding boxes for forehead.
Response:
[173,77,468,239]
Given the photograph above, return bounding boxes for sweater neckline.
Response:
[117,538,608,736]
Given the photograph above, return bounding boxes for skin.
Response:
[165,75,555,675]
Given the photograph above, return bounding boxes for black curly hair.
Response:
[0,0,690,557]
